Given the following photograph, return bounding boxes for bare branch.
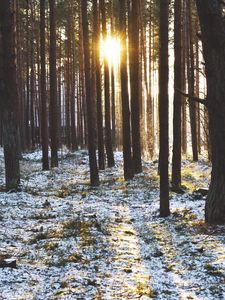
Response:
[176,88,208,107]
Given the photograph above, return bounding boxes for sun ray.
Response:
[100,36,121,67]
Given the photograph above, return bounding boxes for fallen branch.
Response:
[176,88,208,107]
[0,258,17,269]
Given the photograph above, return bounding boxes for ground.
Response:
[0,149,224,300]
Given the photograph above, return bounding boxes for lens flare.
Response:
[101,36,121,67]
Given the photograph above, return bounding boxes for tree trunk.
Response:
[81,0,99,186]
[65,19,71,149]
[147,9,154,159]
[159,0,170,217]
[187,0,198,162]
[49,0,59,167]
[71,14,78,151]
[119,0,134,180]
[196,0,225,224]
[0,0,20,190]
[111,66,116,148]
[40,0,49,170]
[181,0,187,154]
[100,0,115,168]
[15,0,26,152]
[172,0,182,189]
[129,0,142,173]
[25,1,31,150]
[93,0,105,170]
[30,2,36,149]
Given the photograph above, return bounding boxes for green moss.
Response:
[136,282,155,298]
[62,218,105,245]
[30,232,48,244]
[67,252,83,263]
[80,191,88,198]
[60,281,69,289]
[63,219,81,230]
[56,186,71,198]
[80,221,93,247]
[32,213,56,220]
[49,228,65,239]
[44,241,58,251]
[24,188,39,196]
[205,264,224,276]
[165,264,175,272]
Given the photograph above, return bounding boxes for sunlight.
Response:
[101,36,121,67]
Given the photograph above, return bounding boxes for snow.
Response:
[0,149,224,299]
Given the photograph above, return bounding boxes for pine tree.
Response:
[81,0,99,186]
[93,0,105,170]
[159,0,170,217]
[40,0,49,170]
[129,0,142,174]
[119,0,134,180]
[100,0,115,168]
[172,0,182,190]
[0,0,20,190]
[49,0,59,167]
[196,0,225,224]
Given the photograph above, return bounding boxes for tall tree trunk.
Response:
[15,0,25,152]
[159,0,170,217]
[57,30,62,148]
[181,0,187,154]
[0,32,2,147]
[40,0,49,170]
[65,19,71,149]
[93,0,105,170]
[81,0,99,186]
[196,0,225,224]
[172,0,182,189]
[129,0,142,173]
[49,0,59,167]
[195,23,201,154]
[119,0,134,180]
[25,0,31,150]
[79,10,87,147]
[187,0,198,161]
[30,1,36,149]
[111,66,116,148]
[71,12,78,151]
[100,0,115,168]
[0,0,20,190]
[147,10,154,159]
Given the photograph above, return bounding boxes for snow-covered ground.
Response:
[0,149,224,300]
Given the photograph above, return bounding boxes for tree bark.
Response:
[30,2,36,149]
[196,0,225,224]
[100,0,115,168]
[129,0,142,173]
[71,11,78,151]
[49,0,59,167]
[81,0,99,186]
[119,0,134,180]
[181,0,187,154]
[0,0,20,190]
[93,0,105,170]
[159,0,170,217]
[187,0,198,162]
[25,1,31,150]
[40,0,49,170]
[172,0,182,189]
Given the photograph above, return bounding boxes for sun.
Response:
[101,36,121,67]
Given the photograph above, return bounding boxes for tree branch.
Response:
[176,88,208,107]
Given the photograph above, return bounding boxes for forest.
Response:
[0,0,224,299]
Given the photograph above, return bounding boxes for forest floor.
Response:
[0,149,224,300]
